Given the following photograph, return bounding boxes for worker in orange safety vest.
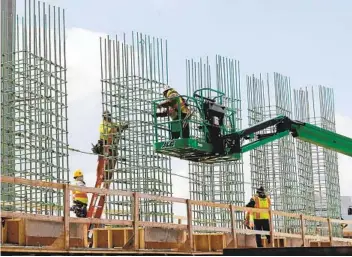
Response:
[70,169,88,218]
[250,186,271,247]
[155,86,191,139]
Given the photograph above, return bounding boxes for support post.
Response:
[327,218,333,246]
[230,205,238,248]
[269,210,274,247]
[63,184,70,250]
[300,214,306,247]
[133,192,140,250]
[186,199,193,251]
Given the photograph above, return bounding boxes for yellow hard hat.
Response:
[73,169,84,178]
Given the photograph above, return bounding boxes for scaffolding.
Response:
[99,33,173,222]
[294,86,341,236]
[246,73,300,233]
[186,56,244,228]
[1,0,69,215]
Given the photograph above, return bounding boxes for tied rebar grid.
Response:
[1,0,69,215]
[100,33,173,222]
[246,73,300,233]
[296,86,341,236]
[186,56,244,228]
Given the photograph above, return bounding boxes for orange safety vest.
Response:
[72,180,88,205]
[253,195,271,220]
[166,89,189,120]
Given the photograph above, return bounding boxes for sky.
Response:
[14,0,352,216]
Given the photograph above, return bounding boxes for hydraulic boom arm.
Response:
[225,115,352,157]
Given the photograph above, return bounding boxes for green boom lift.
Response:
[152,88,352,164]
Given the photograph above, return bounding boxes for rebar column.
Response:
[246,72,300,233]
[186,55,244,229]
[100,33,173,222]
[302,85,341,236]
[1,0,69,215]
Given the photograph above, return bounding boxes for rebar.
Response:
[99,33,173,222]
[246,72,300,233]
[186,55,244,228]
[1,0,69,215]
[294,85,341,236]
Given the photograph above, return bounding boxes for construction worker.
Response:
[92,111,128,181]
[70,169,88,218]
[155,86,190,139]
[251,186,271,247]
[244,201,255,229]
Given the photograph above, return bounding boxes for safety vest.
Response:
[245,211,254,229]
[100,120,116,142]
[72,180,88,205]
[166,89,189,120]
[254,195,271,220]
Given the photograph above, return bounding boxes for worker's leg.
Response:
[182,121,190,138]
[254,219,264,247]
[262,219,271,243]
[171,131,180,139]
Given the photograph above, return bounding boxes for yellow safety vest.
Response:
[254,196,270,220]
[166,89,189,120]
[72,180,88,205]
[99,120,116,142]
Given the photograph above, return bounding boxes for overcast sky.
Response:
[15,0,352,217]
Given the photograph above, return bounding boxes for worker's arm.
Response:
[158,92,179,108]
[155,111,168,117]
[158,99,172,108]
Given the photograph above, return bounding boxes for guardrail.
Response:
[1,175,352,251]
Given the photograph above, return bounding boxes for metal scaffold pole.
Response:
[1,0,69,215]
[99,32,173,223]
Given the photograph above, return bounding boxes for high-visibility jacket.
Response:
[166,89,189,120]
[253,195,271,220]
[245,211,254,229]
[99,120,117,143]
[72,180,88,205]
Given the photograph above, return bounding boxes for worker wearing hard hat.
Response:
[92,110,128,181]
[155,86,191,139]
[251,186,271,247]
[70,169,88,218]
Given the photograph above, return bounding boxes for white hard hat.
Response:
[162,85,172,96]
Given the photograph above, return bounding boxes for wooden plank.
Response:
[272,210,301,219]
[269,210,274,247]
[139,221,187,230]
[186,199,193,251]
[0,176,64,190]
[230,205,237,248]
[1,211,63,223]
[68,184,133,197]
[63,184,70,250]
[193,226,231,233]
[300,214,306,247]
[327,218,333,245]
[133,192,139,250]
[70,217,132,226]
[190,200,229,209]
[138,193,187,204]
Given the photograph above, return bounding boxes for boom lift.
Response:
[153,88,352,163]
